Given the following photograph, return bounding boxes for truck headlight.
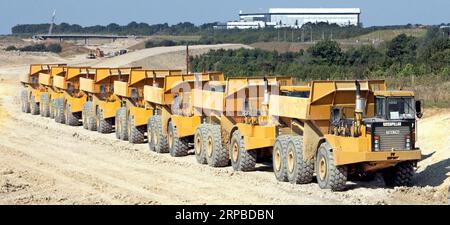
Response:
[374,135,380,151]
[405,134,411,150]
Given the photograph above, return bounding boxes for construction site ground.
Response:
[0,39,448,205]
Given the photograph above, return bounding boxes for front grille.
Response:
[374,126,410,151]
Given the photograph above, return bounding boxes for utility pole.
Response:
[310,26,313,43]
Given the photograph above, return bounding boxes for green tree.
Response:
[307,40,343,65]
[386,34,417,64]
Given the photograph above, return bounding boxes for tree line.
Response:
[190,27,450,81]
[11,21,422,44]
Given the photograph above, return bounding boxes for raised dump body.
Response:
[79,67,140,133]
[268,80,422,191]
[20,64,66,115]
[144,72,225,157]
[113,69,183,143]
[192,76,293,170]
[52,67,95,126]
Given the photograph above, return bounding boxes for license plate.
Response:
[386,130,400,135]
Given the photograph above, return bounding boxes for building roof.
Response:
[269,8,361,14]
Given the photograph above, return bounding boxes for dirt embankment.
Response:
[0,45,448,205]
[84,44,250,69]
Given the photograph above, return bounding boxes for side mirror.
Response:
[415,100,423,119]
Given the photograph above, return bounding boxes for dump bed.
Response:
[38,66,67,87]
[144,72,225,106]
[269,80,387,133]
[114,69,182,98]
[193,76,293,115]
[53,67,93,90]
[80,67,140,94]
[21,64,66,85]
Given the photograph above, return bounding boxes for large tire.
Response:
[55,98,65,124]
[167,121,189,157]
[49,98,56,119]
[65,103,80,126]
[54,98,60,123]
[382,161,415,187]
[118,107,128,141]
[40,93,50,117]
[128,115,145,144]
[30,95,40,115]
[230,130,256,172]
[194,124,208,164]
[82,102,89,130]
[115,109,121,139]
[205,125,229,167]
[315,143,348,191]
[286,136,314,184]
[97,108,114,134]
[84,102,97,131]
[20,90,30,113]
[149,115,168,153]
[273,136,289,182]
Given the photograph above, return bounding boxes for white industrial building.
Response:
[218,8,361,29]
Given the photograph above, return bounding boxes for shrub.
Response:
[19,44,47,52]
[159,40,176,46]
[5,45,17,51]
[46,43,62,53]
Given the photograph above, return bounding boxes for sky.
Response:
[0,0,449,34]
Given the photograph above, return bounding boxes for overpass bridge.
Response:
[33,34,134,43]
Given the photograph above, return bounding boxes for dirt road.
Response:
[0,46,448,205]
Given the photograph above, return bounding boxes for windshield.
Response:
[375,97,415,120]
[386,97,415,120]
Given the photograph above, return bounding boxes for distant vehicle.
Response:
[87,48,104,59]
[119,49,127,55]
[114,49,128,56]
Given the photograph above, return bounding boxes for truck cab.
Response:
[366,91,422,152]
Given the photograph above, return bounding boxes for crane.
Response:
[48,10,56,35]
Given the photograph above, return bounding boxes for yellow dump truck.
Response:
[79,67,140,133]
[52,67,94,126]
[268,80,423,191]
[193,77,293,169]
[20,64,66,115]
[113,69,183,143]
[144,72,225,157]
[37,65,67,119]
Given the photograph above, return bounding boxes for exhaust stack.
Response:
[354,80,365,137]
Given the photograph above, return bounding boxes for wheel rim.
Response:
[287,146,295,173]
[232,142,239,162]
[319,157,327,181]
[194,136,201,155]
[274,148,281,172]
[207,137,213,157]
